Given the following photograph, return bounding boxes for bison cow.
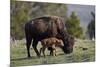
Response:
[25,16,74,58]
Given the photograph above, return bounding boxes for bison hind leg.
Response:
[32,40,40,57]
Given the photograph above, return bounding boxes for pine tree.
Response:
[66,11,83,38]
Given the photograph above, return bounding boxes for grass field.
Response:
[10,39,95,66]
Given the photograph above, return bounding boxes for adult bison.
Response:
[25,16,74,58]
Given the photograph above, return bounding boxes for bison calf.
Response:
[40,37,63,57]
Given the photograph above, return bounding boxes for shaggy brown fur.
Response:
[25,16,74,58]
[40,37,63,57]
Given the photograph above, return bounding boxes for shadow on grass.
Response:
[11,56,39,61]
[11,53,65,61]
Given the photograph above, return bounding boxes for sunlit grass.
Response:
[10,40,95,66]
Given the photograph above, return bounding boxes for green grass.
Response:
[10,39,95,66]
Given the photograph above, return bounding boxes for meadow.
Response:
[10,39,95,66]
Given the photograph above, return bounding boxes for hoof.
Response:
[37,54,41,57]
[27,56,32,59]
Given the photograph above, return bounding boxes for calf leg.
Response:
[52,49,56,56]
[49,47,53,56]
[40,47,46,57]
[42,47,46,57]
[50,50,53,56]
[40,48,42,56]
[40,47,43,56]
[54,49,56,56]
[52,45,56,56]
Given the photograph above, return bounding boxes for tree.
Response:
[65,11,83,38]
[11,1,32,39]
[87,12,95,40]
[10,1,68,39]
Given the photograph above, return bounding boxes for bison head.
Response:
[62,34,75,54]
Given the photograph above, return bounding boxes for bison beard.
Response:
[25,16,74,58]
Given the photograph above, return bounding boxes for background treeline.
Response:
[87,12,95,40]
[11,0,95,40]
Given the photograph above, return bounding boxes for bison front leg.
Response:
[32,40,40,57]
[26,37,32,58]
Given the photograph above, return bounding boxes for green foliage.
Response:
[10,1,67,39]
[11,1,32,39]
[66,11,83,38]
